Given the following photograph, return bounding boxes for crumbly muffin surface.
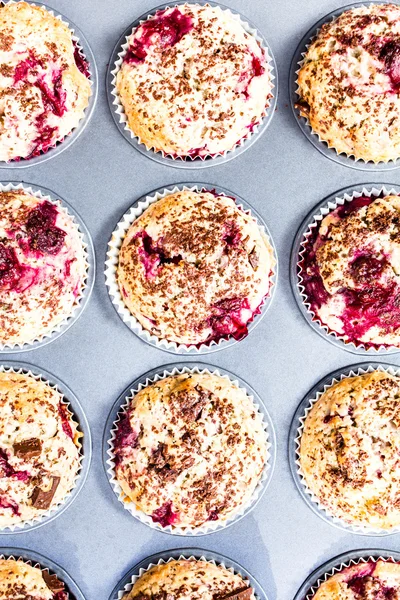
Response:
[116,4,272,157]
[314,560,400,600]
[0,2,91,162]
[117,190,274,346]
[301,195,400,348]
[297,4,400,162]
[0,371,81,527]
[0,190,87,347]
[300,371,400,529]
[123,560,255,600]
[114,373,267,529]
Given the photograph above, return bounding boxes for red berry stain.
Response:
[25,201,66,255]
[72,40,90,79]
[208,509,219,521]
[136,231,182,278]
[0,244,22,289]
[379,40,400,89]
[0,497,20,516]
[208,296,252,342]
[240,52,266,99]
[222,221,242,247]
[58,403,73,440]
[35,73,66,118]
[0,448,29,482]
[151,501,179,527]
[125,8,193,63]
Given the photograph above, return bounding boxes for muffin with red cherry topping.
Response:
[300,194,400,349]
[112,372,267,530]
[115,4,272,159]
[122,559,255,600]
[0,2,91,162]
[0,370,81,528]
[297,4,400,162]
[313,560,400,600]
[0,189,87,348]
[116,189,275,348]
[0,558,68,599]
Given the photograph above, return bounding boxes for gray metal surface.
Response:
[2,1,400,599]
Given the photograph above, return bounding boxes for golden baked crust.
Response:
[116,4,272,157]
[122,560,255,600]
[0,559,56,599]
[117,190,274,346]
[0,371,81,527]
[0,1,91,161]
[297,4,400,162]
[314,560,400,600]
[0,190,87,347]
[300,371,400,529]
[114,372,266,529]
[301,195,400,348]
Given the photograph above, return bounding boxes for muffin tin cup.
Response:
[0,182,95,353]
[107,0,277,169]
[290,183,400,355]
[109,548,268,600]
[0,548,86,600]
[0,0,98,169]
[105,183,277,354]
[0,361,91,534]
[290,0,400,171]
[289,361,400,536]
[103,362,276,536]
[294,549,400,600]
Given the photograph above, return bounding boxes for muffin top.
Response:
[116,3,272,158]
[0,190,87,347]
[113,372,267,529]
[0,1,91,162]
[297,4,400,162]
[0,558,67,600]
[300,371,400,529]
[0,371,81,527]
[117,190,274,346]
[301,195,400,349]
[123,560,255,600]
[313,560,400,600]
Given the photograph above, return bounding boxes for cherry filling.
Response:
[223,221,242,247]
[36,74,66,118]
[151,501,179,527]
[58,403,73,440]
[113,413,138,466]
[0,449,29,482]
[208,509,219,521]
[72,40,91,79]
[208,296,253,342]
[25,201,66,255]
[125,8,193,63]
[379,40,400,89]
[136,231,182,278]
[301,196,400,348]
[0,497,20,516]
[239,51,266,99]
[0,243,22,289]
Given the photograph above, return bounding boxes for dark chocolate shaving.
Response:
[43,570,65,593]
[214,587,253,600]
[13,438,42,459]
[31,476,60,509]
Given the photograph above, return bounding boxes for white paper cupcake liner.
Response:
[104,362,275,536]
[292,183,400,355]
[109,549,268,600]
[1,0,98,169]
[0,548,86,600]
[290,1,400,171]
[107,1,277,168]
[105,183,277,354]
[293,549,400,600]
[0,182,95,353]
[0,361,91,534]
[289,362,400,535]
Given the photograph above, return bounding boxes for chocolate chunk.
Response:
[31,476,60,509]
[248,248,259,270]
[42,570,65,593]
[13,438,42,459]
[214,587,253,600]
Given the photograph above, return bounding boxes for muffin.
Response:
[313,560,400,600]
[0,1,91,162]
[117,189,274,347]
[0,189,87,347]
[300,194,400,349]
[122,559,255,600]
[0,559,67,599]
[113,372,267,529]
[0,370,81,527]
[115,4,272,158]
[297,4,400,163]
[300,371,400,529]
